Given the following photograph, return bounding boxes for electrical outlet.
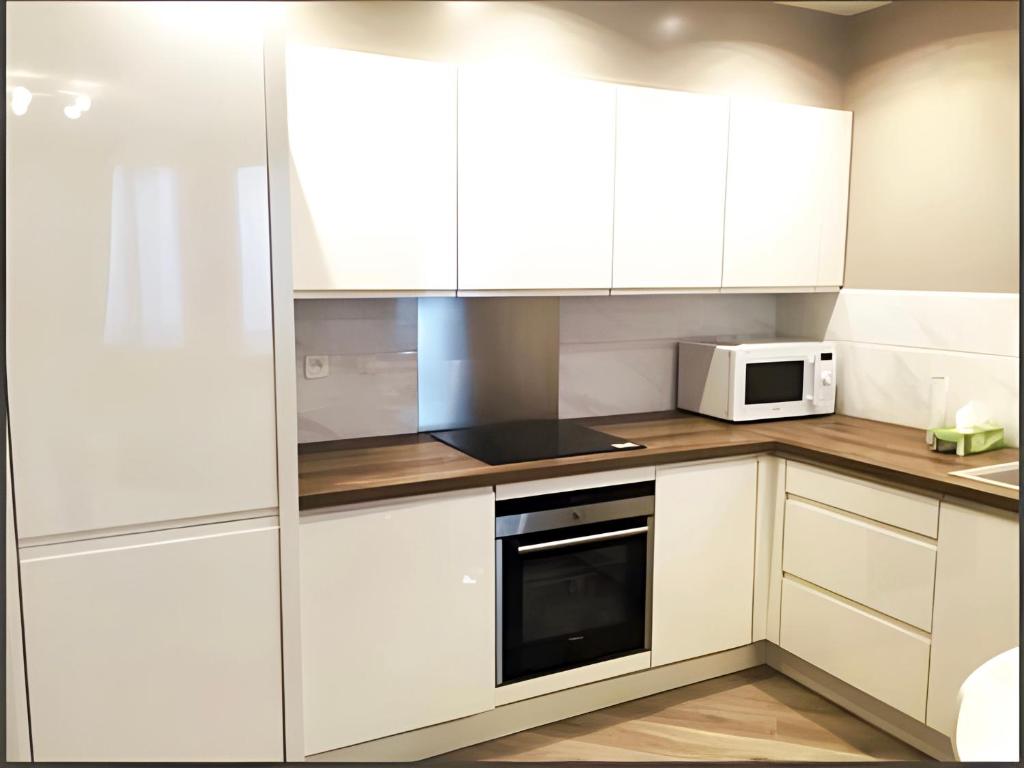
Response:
[304,355,329,379]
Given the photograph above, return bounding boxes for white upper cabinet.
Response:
[286,47,457,293]
[5,2,278,539]
[612,86,729,290]
[722,100,852,289]
[457,67,616,292]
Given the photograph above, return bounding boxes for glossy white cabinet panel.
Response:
[652,459,757,666]
[496,466,654,501]
[5,433,30,763]
[722,100,852,288]
[495,652,651,706]
[5,3,278,539]
[300,489,495,755]
[287,47,456,292]
[19,520,283,762]
[457,67,615,291]
[926,503,1019,737]
[786,462,939,538]
[613,86,729,290]
[783,499,937,631]
[780,577,931,721]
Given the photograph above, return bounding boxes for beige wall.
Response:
[843,0,1019,292]
[284,1,847,107]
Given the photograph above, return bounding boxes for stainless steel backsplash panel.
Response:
[418,297,559,432]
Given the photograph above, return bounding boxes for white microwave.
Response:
[676,338,836,422]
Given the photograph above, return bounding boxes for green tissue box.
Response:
[928,425,1005,457]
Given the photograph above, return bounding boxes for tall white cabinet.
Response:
[457,68,616,292]
[286,47,457,293]
[612,86,729,290]
[5,3,284,761]
[722,100,852,289]
[5,1,279,540]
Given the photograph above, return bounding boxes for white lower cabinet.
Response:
[926,502,1019,737]
[652,459,757,666]
[299,489,495,755]
[19,519,284,762]
[779,577,931,720]
[783,499,937,631]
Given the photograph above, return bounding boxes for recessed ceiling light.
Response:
[775,1,892,16]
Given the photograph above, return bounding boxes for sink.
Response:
[950,462,1019,490]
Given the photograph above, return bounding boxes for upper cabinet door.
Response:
[457,68,616,291]
[286,48,457,292]
[722,101,852,289]
[5,3,278,539]
[613,86,729,290]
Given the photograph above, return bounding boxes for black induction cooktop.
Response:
[430,419,645,466]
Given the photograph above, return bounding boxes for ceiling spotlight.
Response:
[11,85,32,116]
[658,15,685,38]
[75,94,92,112]
[64,104,82,120]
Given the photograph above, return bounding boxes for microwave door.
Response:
[743,359,809,406]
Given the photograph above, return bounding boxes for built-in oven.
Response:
[495,480,654,686]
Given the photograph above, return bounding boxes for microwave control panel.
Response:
[814,351,836,405]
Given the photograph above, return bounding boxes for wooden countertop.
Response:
[298,413,1019,513]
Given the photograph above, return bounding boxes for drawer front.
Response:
[783,499,937,630]
[786,462,938,538]
[780,578,931,721]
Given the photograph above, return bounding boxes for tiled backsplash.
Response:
[295,290,1019,447]
[776,289,1020,446]
[295,294,777,442]
[294,298,417,443]
[558,294,777,418]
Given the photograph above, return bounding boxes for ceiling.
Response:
[775,1,892,15]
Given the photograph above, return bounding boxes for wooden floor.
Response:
[431,667,929,762]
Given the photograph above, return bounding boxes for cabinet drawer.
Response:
[783,499,936,630]
[786,462,938,537]
[780,578,930,721]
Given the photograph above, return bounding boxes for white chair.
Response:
[953,647,1019,762]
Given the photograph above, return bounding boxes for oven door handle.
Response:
[516,525,649,553]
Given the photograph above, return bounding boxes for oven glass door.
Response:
[498,516,649,686]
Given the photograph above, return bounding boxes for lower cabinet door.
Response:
[780,577,931,721]
[300,488,495,755]
[926,502,1019,736]
[19,519,284,762]
[652,459,757,666]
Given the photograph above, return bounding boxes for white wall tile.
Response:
[776,289,1019,446]
[560,341,677,419]
[560,294,776,344]
[826,290,1018,357]
[295,298,418,442]
[836,341,1018,446]
[294,297,417,356]
[558,294,778,418]
[296,352,418,443]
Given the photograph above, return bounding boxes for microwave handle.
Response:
[517,525,648,553]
